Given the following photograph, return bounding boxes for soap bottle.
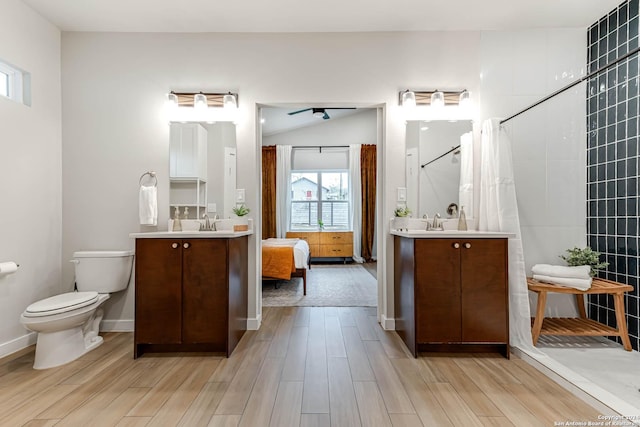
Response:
[458,205,468,231]
[183,206,189,219]
[172,206,182,231]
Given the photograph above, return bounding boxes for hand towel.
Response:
[532,274,592,291]
[531,264,591,279]
[139,185,157,226]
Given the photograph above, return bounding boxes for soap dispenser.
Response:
[183,206,189,219]
[172,206,182,231]
[458,205,468,231]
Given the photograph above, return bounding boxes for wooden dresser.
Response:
[286,231,353,262]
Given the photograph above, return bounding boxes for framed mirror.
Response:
[168,121,237,220]
[405,120,473,219]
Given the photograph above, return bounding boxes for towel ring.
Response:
[139,171,158,187]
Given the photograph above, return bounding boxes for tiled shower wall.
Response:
[587,0,640,351]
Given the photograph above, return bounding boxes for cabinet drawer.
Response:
[319,232,352,245]
[286,232,319,245]
[309,244,321,257]
[319,243,353,257]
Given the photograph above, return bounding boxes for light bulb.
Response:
[194,93,207,110]
[401,90,416,108]
[459,90,471,109]
[223,92,237,109]
[430,90,444,109]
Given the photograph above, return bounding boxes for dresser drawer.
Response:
[286,232,319,245]
[319,243,353,257]
[319,232,352,245]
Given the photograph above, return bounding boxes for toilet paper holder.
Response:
[0,261,20,275]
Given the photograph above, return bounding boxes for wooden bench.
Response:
[527,277,634,351]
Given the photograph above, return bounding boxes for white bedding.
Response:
[262,238,309,269]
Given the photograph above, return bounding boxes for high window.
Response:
[290,171,349,230]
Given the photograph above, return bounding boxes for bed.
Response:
[261,238,310,295]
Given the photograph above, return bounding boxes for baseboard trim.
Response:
[0,332,37,359]
[101,320,134,332]
[247,314,262,330]
[380,315,395,330]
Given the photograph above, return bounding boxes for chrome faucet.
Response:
[430,213,442,230]
[201,214,213,231]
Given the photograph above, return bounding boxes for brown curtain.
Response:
[262,146,277,239]
[360,144,376,261]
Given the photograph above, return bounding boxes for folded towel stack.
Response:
[531,264,592,291]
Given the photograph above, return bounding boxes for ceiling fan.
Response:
[287,107,356,120]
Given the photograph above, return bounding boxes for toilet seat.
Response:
[23,292,99,318]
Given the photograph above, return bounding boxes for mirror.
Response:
[405,120,473,219]
[169,121,237,221]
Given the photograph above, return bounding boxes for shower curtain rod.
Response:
[292,145,349,152]
[421,144,461,168]
[501,45,640,125]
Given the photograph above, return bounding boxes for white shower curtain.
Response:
[276,145,292,238]
[459,131,473,216]
[349,145,364,263]
[479,119,536,353]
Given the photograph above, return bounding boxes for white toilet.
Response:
[20,250,134,369]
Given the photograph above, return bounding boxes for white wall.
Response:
[60,31,482,329]
[480,29,587,316]
[0,0,61,356]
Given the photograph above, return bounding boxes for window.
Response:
[0,59,29,105]
[290,171,349,230]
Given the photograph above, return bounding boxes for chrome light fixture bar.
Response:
[167,91,239,109]
[399,89,470,107]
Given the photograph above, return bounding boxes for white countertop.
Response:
[130,230,253,239]
[391,230,514,239]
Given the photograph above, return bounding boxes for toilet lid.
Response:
[24,291,99,317]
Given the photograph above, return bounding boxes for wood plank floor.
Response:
[0,307,609,426]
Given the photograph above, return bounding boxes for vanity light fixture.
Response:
[399,89,471,108]
[166,91,240,109]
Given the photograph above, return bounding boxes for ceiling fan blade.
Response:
[287,108,312,115]
[323,112,330,120]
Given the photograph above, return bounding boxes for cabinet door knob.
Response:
[464,242,471,249]
[453,243,460,249]
[171,243,179,249]
[183,242,190,249]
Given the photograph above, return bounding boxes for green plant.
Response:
[232,204,250,217]
[394,206,411,217]
[318,219,324,229]
[560,246,609,277]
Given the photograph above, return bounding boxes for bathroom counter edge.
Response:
[129,230,253,239]
[390,230,514,239]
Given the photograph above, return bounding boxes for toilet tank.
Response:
[72,250,134,293]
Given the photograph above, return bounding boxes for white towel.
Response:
[139,186,157,226]
[531,264,591,279]
[532,274,592,291]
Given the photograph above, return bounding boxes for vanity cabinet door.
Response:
[135,238,182,345]
[461,239,508,343]
[415,239,461,343]
[182,239,228,346]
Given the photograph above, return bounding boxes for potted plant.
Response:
[560,246,609,277]
[393,206,411,230]
[318,219,324,230]
[232,204,250,231]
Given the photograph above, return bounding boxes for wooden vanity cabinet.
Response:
[134,237,247,358]
[394,236,509,358]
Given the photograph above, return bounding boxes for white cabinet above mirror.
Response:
[405,120,473,220]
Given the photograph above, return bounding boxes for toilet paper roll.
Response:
[0,262,19,275]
